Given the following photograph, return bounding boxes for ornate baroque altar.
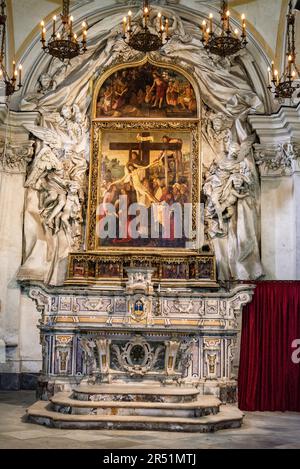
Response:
[16,5,266,427]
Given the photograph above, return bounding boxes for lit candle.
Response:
[158,12,162,30]
[82,21,87,43]
[226,10,230,31]
[206,27,210,43]
[234,28,239,36]
[52,15,56,36]
[202,20,207,40]
[73,33,77,43]
[123,16,127,35]
[56,32,61,40]
[165,18,169,37]
[12,60,16,76]
[271,60,274,79]
[241,14,246,36]
[83,29,87,48]
[288,54,292,77]
[274,69,279,85]
[69,15,73,36]
[209,13,213,33]
[267,67,272,87]
[128,10,132,30]
[144,7,149,26]
[292,70,296,80]
[41,21,46,43]
[18,65,22,87]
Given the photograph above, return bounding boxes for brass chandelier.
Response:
[268,1,299,100]
[40,0,87,62]
[201,0,247,57]
[122,0,170,52]
[0,0,22,97]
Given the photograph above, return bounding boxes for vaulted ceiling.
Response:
[5,0,300,70]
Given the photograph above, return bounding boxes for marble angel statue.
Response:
[18,119,87,286]
[203,140,263,281]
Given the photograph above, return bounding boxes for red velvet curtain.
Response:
[238,281,300,411]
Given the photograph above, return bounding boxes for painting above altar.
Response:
[95,64,197,119]
[96,128,193,249]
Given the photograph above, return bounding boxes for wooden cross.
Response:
[109,132,181,165]
[109,132,182,185]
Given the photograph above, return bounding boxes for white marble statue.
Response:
[18,105,88,285]
[203,139,263,280]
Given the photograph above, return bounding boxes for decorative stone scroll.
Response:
[254,143,300,176]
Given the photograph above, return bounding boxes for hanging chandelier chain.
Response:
[0,0,6,65]
[62,0,70,21]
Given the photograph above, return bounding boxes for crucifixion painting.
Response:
[98,129,192,248]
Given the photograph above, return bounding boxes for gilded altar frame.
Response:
[86,119,201,253]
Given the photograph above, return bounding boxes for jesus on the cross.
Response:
[108,156,164,208]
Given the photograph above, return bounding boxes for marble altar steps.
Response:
[27,384,244,432]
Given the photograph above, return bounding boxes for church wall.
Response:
[0,171,25,366]
[19,293,41,375]
[294,172,300,279]
[261,177,296,279]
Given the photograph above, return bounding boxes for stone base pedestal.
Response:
[27,280,254,407]
[27,383,244,432]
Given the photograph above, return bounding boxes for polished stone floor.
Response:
[0,391,299,449]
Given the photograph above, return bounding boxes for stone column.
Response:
[249,104,300,280]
